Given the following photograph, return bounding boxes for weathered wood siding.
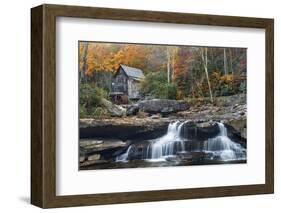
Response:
[112,69,128,94]
[128,79,141,99]
[112,67,142,99]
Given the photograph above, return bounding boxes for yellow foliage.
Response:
[211,70,221,80]
[176,90,184,100]
[220,74,234,82]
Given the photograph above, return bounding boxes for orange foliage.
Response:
[86,43,115,75]
[79,43,148,76]
[112,44,148,71]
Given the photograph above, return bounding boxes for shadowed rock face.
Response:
[179,121,246,148]
[80,124,168,141]
[80,117,171,141]
[80,118,246,143]
[224,120,247,148]
[179,122,220,140]
[80,119,223,142]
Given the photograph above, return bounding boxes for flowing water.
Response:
[115,121,246,164]
[116,145,134,162]
[203,122,246,161]
[146,121,187,160]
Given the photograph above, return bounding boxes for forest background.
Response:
[79,42,246,118]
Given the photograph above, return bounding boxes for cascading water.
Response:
[203,122,246,161]
[116,145,134,162]
[147,121,187,160]
[115,121,246,163]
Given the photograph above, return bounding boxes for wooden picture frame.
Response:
[31,4,274,208]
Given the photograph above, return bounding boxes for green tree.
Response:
[140,72,177,99]
[79,83,108,117]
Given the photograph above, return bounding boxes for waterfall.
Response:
[115,121,246,163]
[203,122,246,161]
[147,121,187,159]
[116,145,133,162]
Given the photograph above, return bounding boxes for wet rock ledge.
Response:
[80,117,171,141]
[79,118,247,166]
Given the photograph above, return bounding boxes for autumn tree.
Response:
[200,47,213,103]
[79,41,247,101]
[112,44,149,72]
[173,47,193,98]
[79,42,88,82]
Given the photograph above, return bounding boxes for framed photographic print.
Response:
[31,4,274,208]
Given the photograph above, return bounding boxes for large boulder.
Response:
[137,99,189,114]
[225,118,246,137]
[215,94,246,107]
[100,98,126,117]
[126,104,139,116]
[79,139,128,161]
[180,121,220,140]
[225,118,247,147]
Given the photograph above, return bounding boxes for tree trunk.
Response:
[80,42,89,82]
[200,48,213,103]
[223,48,227,75]
[172,48,175,82]
[167,47,170,84]
[229,48,234,75]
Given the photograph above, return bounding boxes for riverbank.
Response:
[79,94,247,169]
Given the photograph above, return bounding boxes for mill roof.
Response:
[119,64,144,80]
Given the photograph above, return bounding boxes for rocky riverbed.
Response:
[79,94,247,170]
